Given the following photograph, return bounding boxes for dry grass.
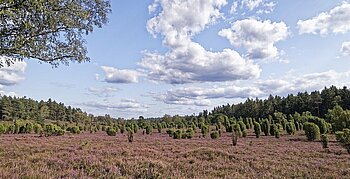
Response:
[0,130,349,178]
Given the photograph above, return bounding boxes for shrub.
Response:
[166,129,174,137]
[186,128,194,139]
[157,123,162,133]
[127,130,134,142]
[145,125,153,135]
[7,124,15,134]
[303,122,320,141]
[286,122,295,135]
[226,125,233,132]
[33,123,43,134]
[254,122,261,138]
[232,131,238,146]
[321,134,328,149]
[270,124,277,136]
[233,124,242,137]
[274,128,280,138]
[173,130,182,139]
[242,130,247,137]
[335,131,344,141]
[106,127,116,136]
[25,122,33,134]
[0,124,6,134]
[261,119,270,136]
[201,125,209,137]
[210,131,219,139]
[238,121,247,137]
[335,129,350,153]
[120,125,125,134]
[68,126,81,134]
[44,124,65,136]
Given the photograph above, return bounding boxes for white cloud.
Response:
[0,57,27,86]
[297,3,350,35]
[82,99,148,112]
[87,86,119,97]
[242,0,263,11]
[101,66,141,84]
[341,41,350,56]
[219,19,289,59]
[141,0,261,84]
[0,85,17,96]
[230,2,238,14]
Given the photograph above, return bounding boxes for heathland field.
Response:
[0,130,349,179]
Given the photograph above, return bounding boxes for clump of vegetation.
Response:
[286,122,296,135]
[127,130,134,142]
[44,124,65,136]
[321,134,328,149]
[233,124,242,137]
[232,131,238,146]
[261,119,270,136]
[166,129,174,137]
[145,125,153,135]
[106,127,116,136]
[238,121,247,137]
[185,128,194,139]
[254,122,261,138]
[67,126,81,134]
[173,130,182,139]
[201,125,209,137]
[335,129,350,153]
[210,131,219,139]
[303,122,320,141]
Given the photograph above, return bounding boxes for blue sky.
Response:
[2,0,350,118]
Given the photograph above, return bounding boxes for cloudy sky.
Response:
[2,0,350,118]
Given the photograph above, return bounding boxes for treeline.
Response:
[0,96,95,123]
[206,85,350,119]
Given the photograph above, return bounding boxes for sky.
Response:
[2,0,350,118]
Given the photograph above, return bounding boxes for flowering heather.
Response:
[0,130,349,178]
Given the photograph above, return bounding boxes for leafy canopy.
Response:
[0,0,111,67]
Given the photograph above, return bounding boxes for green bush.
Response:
[261,119,270,136]
[233,124,242,137]
[210,131,219,139]
[274,128,280,138]
[286,122,295,135]
[186,128,194,139]
[335,129,350,153]
[7,124,15,134]
[166,129,174,137]
[270,124,277,136]
[173,130,182,139]
[67,126,81,134]
[44,124,65,136]
[242,130,247,137]
[0,124,6,134]
[25,122,33,134]
[127,130,134,142]
[106,127,116,136]
[303,122,320,141]
[201,125,209,137]
[33,123,43,134]
[254,122,261,138]
[335,131,344,141]
[225,125,233,132]
[145,125,153,135]
[321,134,328,149]
[232,131,238,146]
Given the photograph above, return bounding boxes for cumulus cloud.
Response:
[82,99,148,112]
[87,86,119,97]
[101,66,141,84]
[297,2,350,35]
[219,19,289,59]
[242,0,263,10]
[341,41,350,56]
[0,57,27,86]
[140,0,261,84]
[155,70,350,106]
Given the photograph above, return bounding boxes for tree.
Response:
[0,0,111,67]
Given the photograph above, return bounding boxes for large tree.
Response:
[0,0,111,67]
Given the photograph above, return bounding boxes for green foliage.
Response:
[185,128,194,139]
[238,121,247,137]
[326,105,350,132]
[173,130,182,139]
[232,131,238,146]
[157,123,162,133]
[335,129,350,153]
[67,126,81,134]
[210,131,219,139]
[25,122,33,134]
[303,122,320,141]
[270,124,277,136]
[145,125,153,135]
[44,124,65,136]
[286,122,296,135]
[106,127,116,136]
[0,124,6,134]
[254,122,261,138]
[127,130,134,142]
[233,124,242,137]
[166,129,174,137]
[274,128,280,138]
[0,0,111,67]
[201,125,209,137]
[225,125,233,132]
[321,134,329,149]
[261,119,270,136]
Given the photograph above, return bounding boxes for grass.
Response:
[0,130,349,178]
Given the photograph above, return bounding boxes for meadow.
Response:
[0,130,349,179]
